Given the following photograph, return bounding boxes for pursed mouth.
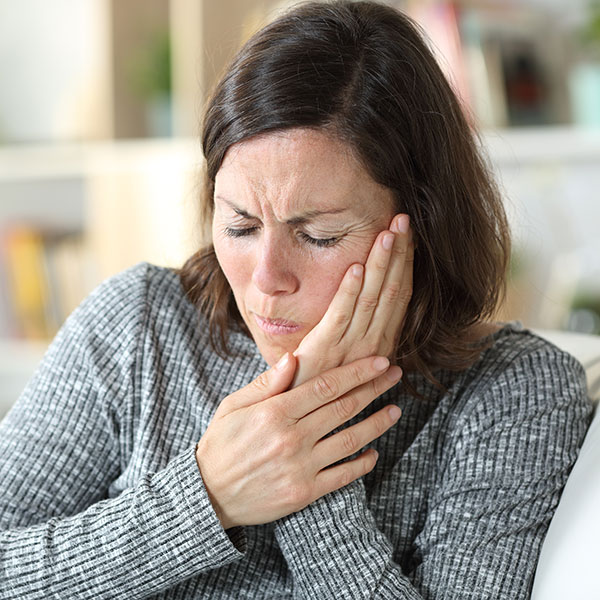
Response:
[252,313,301,334]
[258,315,298,326]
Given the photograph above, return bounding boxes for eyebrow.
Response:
[214,195,349,225]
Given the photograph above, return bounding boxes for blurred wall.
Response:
[0,0,112,143]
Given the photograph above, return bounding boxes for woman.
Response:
[0,2,592,598]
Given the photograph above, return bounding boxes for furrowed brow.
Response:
[215,195,348,224]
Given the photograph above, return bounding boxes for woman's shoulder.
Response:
[75,262,194,324]
[53,262,203,359]
[447,322,592,426]
[83,262,183,307]
[479,322,586,384]
[73,262,259,366]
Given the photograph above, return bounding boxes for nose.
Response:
[251,232,299,296]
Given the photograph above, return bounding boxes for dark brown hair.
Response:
[178,0,510,389]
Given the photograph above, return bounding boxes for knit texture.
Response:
[0,263,592,599]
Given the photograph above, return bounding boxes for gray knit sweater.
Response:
[0,263,592,599]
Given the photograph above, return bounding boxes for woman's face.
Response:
[213,128,396,366]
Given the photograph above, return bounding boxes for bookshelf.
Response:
[0,138,203,331]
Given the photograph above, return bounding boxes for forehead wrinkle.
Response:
[215,194,350,225]
[215,128,395,223]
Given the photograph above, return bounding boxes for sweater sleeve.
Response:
[0,265,245,599]
[274,343,592,599]
[274,479,421,599]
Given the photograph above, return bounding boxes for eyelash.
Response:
[223,227,340,248]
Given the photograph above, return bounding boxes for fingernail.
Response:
[373,356,389,371]
[276,352,289,371]
[371,449,379,460]
[383,233,394,250]
[397,215,409,234]
[388,405,402,421]
[386,366,402,382]
[352,264,363,278]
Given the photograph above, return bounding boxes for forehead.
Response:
[215,128,394,215]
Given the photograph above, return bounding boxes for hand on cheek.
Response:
[291,214,414,388]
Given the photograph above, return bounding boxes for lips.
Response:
[252,313,301,335]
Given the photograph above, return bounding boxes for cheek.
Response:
[298,251,359,321]
[213,235,251,297]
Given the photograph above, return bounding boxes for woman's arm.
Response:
[1,448,246,599]
[273,343,592,599]
[274,478,422,599]
[0,266,245,599]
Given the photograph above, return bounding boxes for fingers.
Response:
[225,352,297,412]
[312,402,401,473]
[282,355,392,420]
[349,230,395,335]
[302,364,402,441]
[301,262,364,347]
[343,214,413,346]
[313,447,379,499]
[369,214,414,344]
[311,399,401,497]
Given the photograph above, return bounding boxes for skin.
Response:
[197,127,415,529]
[212,127,402,367]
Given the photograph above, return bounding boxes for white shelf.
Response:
[482,126,600,165]
[0,138,201,180]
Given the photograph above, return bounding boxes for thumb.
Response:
[226,352,297,412]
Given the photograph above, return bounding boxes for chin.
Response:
[253,333,300,367]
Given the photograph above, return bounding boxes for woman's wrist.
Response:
[195,443,233,530]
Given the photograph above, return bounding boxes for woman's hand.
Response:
[195,353,402,530]
[291,214,413,387]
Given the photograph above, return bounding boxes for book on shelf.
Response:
[402,1,571,129]
[0,226,94,341]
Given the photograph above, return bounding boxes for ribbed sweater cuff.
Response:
[176,445,248,558]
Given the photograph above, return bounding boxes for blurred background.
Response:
[2,0,600,416]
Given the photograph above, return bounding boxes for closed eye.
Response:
[223,226,341,248]
[297,232,340,247]
[223,226,258,238]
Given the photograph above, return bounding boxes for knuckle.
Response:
[394,243,408,258]
[343,278,361,296]
[361,341,379,357]
[341,429,359,454]
[370,377,389,401]
[348,362,364,381]
[313,372,339,399]
[372,412,388,436]
[398,287,413,304]
[333,394,358,421]
[282,430,303,457]
[252,404,281,432]
[357,294,378,312]
[252,371,271,393]
[382,283,402,304]
[269,429,302,459]
[332,309,350,329]
[337,466,353,489]
[285,481,312,509]
[374,256,389,271]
